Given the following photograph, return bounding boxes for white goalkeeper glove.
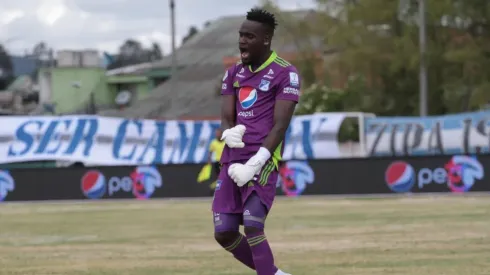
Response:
[221,125,246,148]
[228,147,271,187]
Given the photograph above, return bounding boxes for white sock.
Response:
[275,269,291,275]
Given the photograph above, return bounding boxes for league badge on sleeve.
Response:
[259,79,270,91]
[289,72,299,87]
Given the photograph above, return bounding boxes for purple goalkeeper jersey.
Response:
[219,51,301,164]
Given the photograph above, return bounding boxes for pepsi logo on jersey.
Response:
[238,87,258,109]
[238,110,254,118]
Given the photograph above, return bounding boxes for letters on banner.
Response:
[0,113,347,165]
[365,110,490,156]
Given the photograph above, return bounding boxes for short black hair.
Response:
[246,8,278,35]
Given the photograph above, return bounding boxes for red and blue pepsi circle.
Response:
[385,161,415,193]
[277,161,315,197]
[445,155,483,193]
[0,170,14,202]
[81,170,106,199]
[130,166,161,199]
[238,86,258,109]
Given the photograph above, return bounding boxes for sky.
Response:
[0,0,316,56]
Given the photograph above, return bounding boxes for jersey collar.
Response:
[248,51,277,73]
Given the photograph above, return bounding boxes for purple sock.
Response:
[246,231,278,275]
[224,233,255,270]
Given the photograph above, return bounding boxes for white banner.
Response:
[0,113,347,165]
[364,110,490,156]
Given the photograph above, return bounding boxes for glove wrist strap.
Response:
[255,147,271,163]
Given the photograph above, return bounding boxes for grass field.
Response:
[0,195,489,275]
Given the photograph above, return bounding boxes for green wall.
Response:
[41,67,154,114]
[107,75,151,101]
[48,67,112,114]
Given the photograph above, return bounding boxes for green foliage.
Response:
[294,83,359,141]
[260,0,320,88]
[279,0,490,117]
[296,57,318,87]
[259,0,490,143]
[338,118,360,142]
[0,44,13,90]
[294,84,344,115]
[294,76,370,141]
[295,75,373,115]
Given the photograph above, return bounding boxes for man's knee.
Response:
[213,212,241,246]
[214,231,239,246]
[244,225,262,236]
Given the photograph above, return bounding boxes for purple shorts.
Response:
[212,160,278,231]
[212,160,278,214]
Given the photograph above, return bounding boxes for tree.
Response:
[119,39,144,58]
[259,0,490,117]
[149,42,163,60]
[289,0,490,116]
[313,0,439,116]
[32,42,48,59]
[437,0,490,111]
[107,39,164,69]
[0,44,13,90]
[182,26,199,45]
[31,41,55,68]
[260,0,325,88]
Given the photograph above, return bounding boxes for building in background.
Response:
[10,55,38,77]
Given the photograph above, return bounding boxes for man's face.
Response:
[238,20,268,65]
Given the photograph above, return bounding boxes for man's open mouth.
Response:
[240,48,249,59]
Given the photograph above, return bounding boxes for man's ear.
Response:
[264,35,270,45]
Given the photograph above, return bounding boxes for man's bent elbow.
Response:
[274,123,289,136]
[221,117,235,130]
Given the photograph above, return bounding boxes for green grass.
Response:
[0,196,489,274]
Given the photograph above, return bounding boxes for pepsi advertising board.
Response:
[274,154,490,195]
[0,154,489,202]
[80,166,162,199]
[0,164,213,202]
[0,160,320,202]
[383,155,486,193]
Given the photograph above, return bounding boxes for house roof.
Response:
[100,9,317,119]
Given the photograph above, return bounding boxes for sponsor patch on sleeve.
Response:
[283,87,300,95]
[289,72,299,87]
